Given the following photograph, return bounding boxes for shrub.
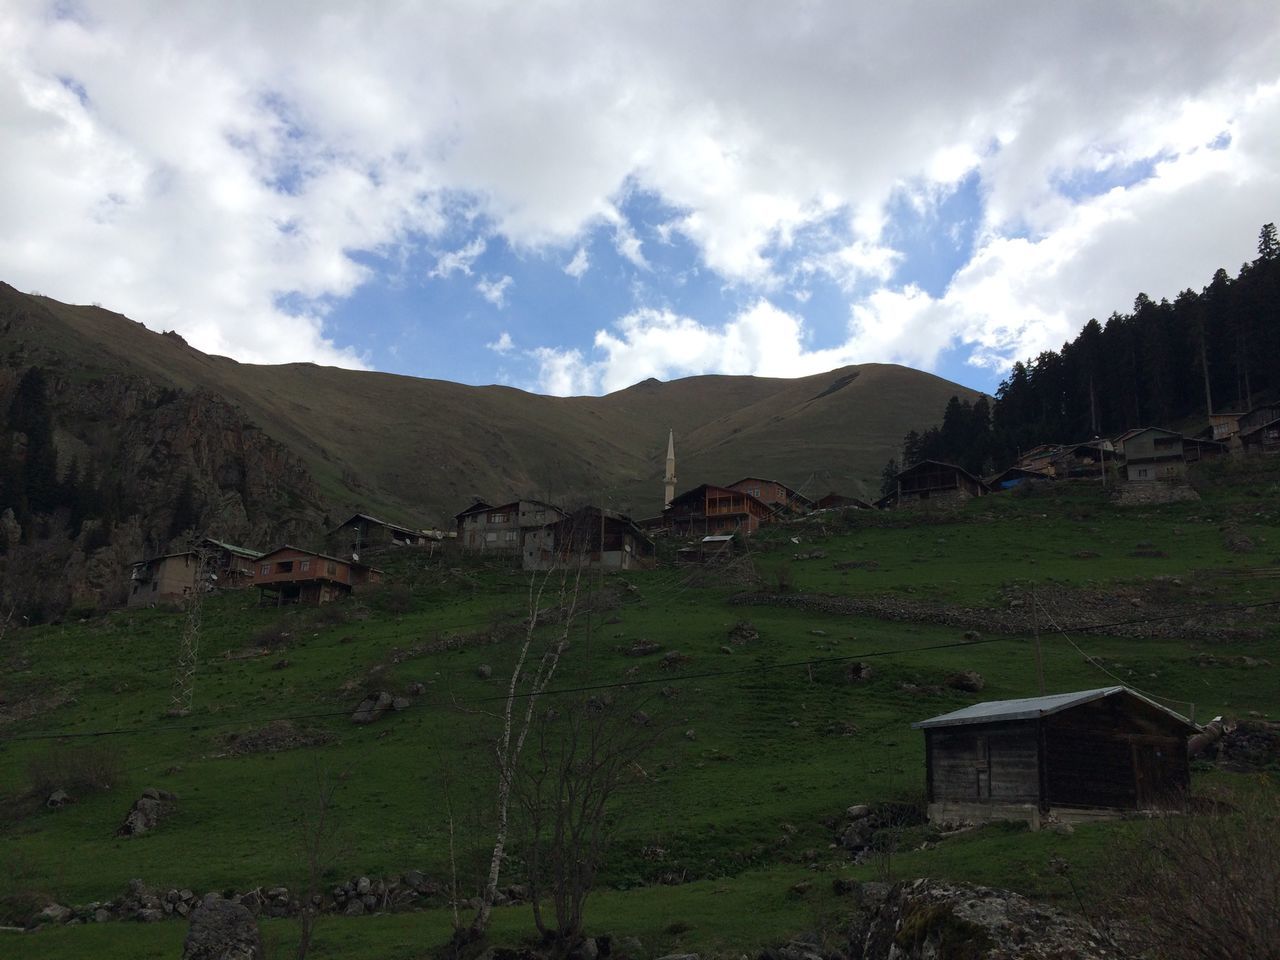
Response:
[1104,788,1280,959]
[26,744,122,798]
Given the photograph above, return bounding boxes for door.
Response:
[1133,743,1163,808]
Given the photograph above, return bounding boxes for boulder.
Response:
[46,789,71,809]
[351,691,394,725]
[117,791,176,836]
[392,696,412,712]
[945,670,984,693]
[857,879,1117,959]
[37,903,72,924]
[183,896,263,960]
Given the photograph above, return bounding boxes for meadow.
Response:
[3,459,1278,958]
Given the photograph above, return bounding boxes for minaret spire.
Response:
[663,429,677,509]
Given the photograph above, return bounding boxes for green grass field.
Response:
[3,461,1278,958]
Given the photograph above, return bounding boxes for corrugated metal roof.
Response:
[912,686,1195,730]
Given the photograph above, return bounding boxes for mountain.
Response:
[0,283,980,614]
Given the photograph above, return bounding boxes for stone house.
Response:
[128,537,260,607]
[254,546,382,605]
[455,499,566,553]
[1118,427,1187,481]
[522,507,656,571]
[915,686,1197,827]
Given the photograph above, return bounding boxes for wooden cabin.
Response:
[329,513,429,554]
[881,460,987,508]
[914,686,1198,827]
[254,546,382,605]
[661,484,772,536]
[676,534,735,563]
[986,466,1052,492]
[1118,427,1186,481]
[1240,415,1280,457]
[522,507,656,571]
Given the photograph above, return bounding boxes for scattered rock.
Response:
[846,804,871,820]
[961,630,982,642]
[845,662,874,683]
[37,903,72,925]
[117,790,177,837]
[728,621,760,644]
[221,720,334,756]
[660,650,692,669]
[46,789,72,809]
[392,696,412,712]
[622,639,663,657]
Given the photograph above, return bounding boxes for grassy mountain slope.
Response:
[3,461,1278,959]
[1,283,979,525]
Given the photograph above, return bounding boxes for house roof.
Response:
[986,466,1052,486]
[254,545,380,571]
[893,459,988,489]
[454,500,494,520]
[912,686,1197,731]
[700,535,735,543]
[726,477,814,505]
[199,537,262,559]
[1240,416,1280,439]
[333,513,421,537]
[666,483,771,514]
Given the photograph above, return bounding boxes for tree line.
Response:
[882,222,1280,492]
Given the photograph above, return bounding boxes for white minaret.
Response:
[663,429,677,509]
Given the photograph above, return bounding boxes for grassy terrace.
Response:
[3,459,1278,958]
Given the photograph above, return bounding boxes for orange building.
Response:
[254,545,382,605]
[726,477,813,514]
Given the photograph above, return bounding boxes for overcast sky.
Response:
[3,2,1278,396]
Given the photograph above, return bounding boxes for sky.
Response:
[2,2,1279,398]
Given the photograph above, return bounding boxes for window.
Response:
[326,562,337,575]
[490,512,508,524]
[1138,468,1148,478]
[486,532,498,542]
[505,530,517,542]
[151,582,157,592]
[300,559,310,572]
[276,560,293,573]
[261,563,270,576]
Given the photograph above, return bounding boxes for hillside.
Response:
[3,461,1278,959]
[0,283,979,528]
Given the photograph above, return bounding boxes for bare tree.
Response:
[288,762,342,960]
[516,691,664,947]
[465,559,586,941]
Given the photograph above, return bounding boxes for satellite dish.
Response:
[351,552,360,563]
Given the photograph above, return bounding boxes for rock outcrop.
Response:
[182,895,263,960]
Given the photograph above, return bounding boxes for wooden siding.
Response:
[926,721,1040,805]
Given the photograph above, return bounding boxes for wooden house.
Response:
[881,460,988,508]
[1016,444,1060,476]
[1208,411,1246,445]
[812,492,873,511]
[329,513,429,554]
[1118,427,1186,481]
[1049,441,1111,480]
[1240,416,1280,456]
[455,499,566,553]
[660,484,772,536]
[1181,437,1228,464]
[254,546,382,605]
[914,686,1198,827]
[726,477,813,515]
[197,537,261,589]
[522,507,655,571]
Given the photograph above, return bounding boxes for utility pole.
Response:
[169,545,211,717]
[1031,587,1045,696]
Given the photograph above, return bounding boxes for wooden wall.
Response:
[926,721,1041,805]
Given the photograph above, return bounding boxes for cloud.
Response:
[486,330,514,353]
[0,2,1277,379]
[476,274,513,307]
[430,237,486,279]
[564,246,589,278]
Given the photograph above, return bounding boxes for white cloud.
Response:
[0,2,1277,377]
[476,274,513,307]
[486,330,514,353]
[430,237,486,279]
[564,246,589,278]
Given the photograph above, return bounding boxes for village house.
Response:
[1180,436,1228,464]
[1118,427,1187,481]
[1238,403,1280,457]
[1048,441,1112,480]
[659,483,773,536]
[914,686,1198,828]
[812,492,873,511]
[454,499,566,553]
[1208,411,1246,447]
[879,460,988,508]
[254,545,382,605]
[522,506,655,571]
[127,537,260,607]
[328,513,430,555]
[726,477,813,515]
